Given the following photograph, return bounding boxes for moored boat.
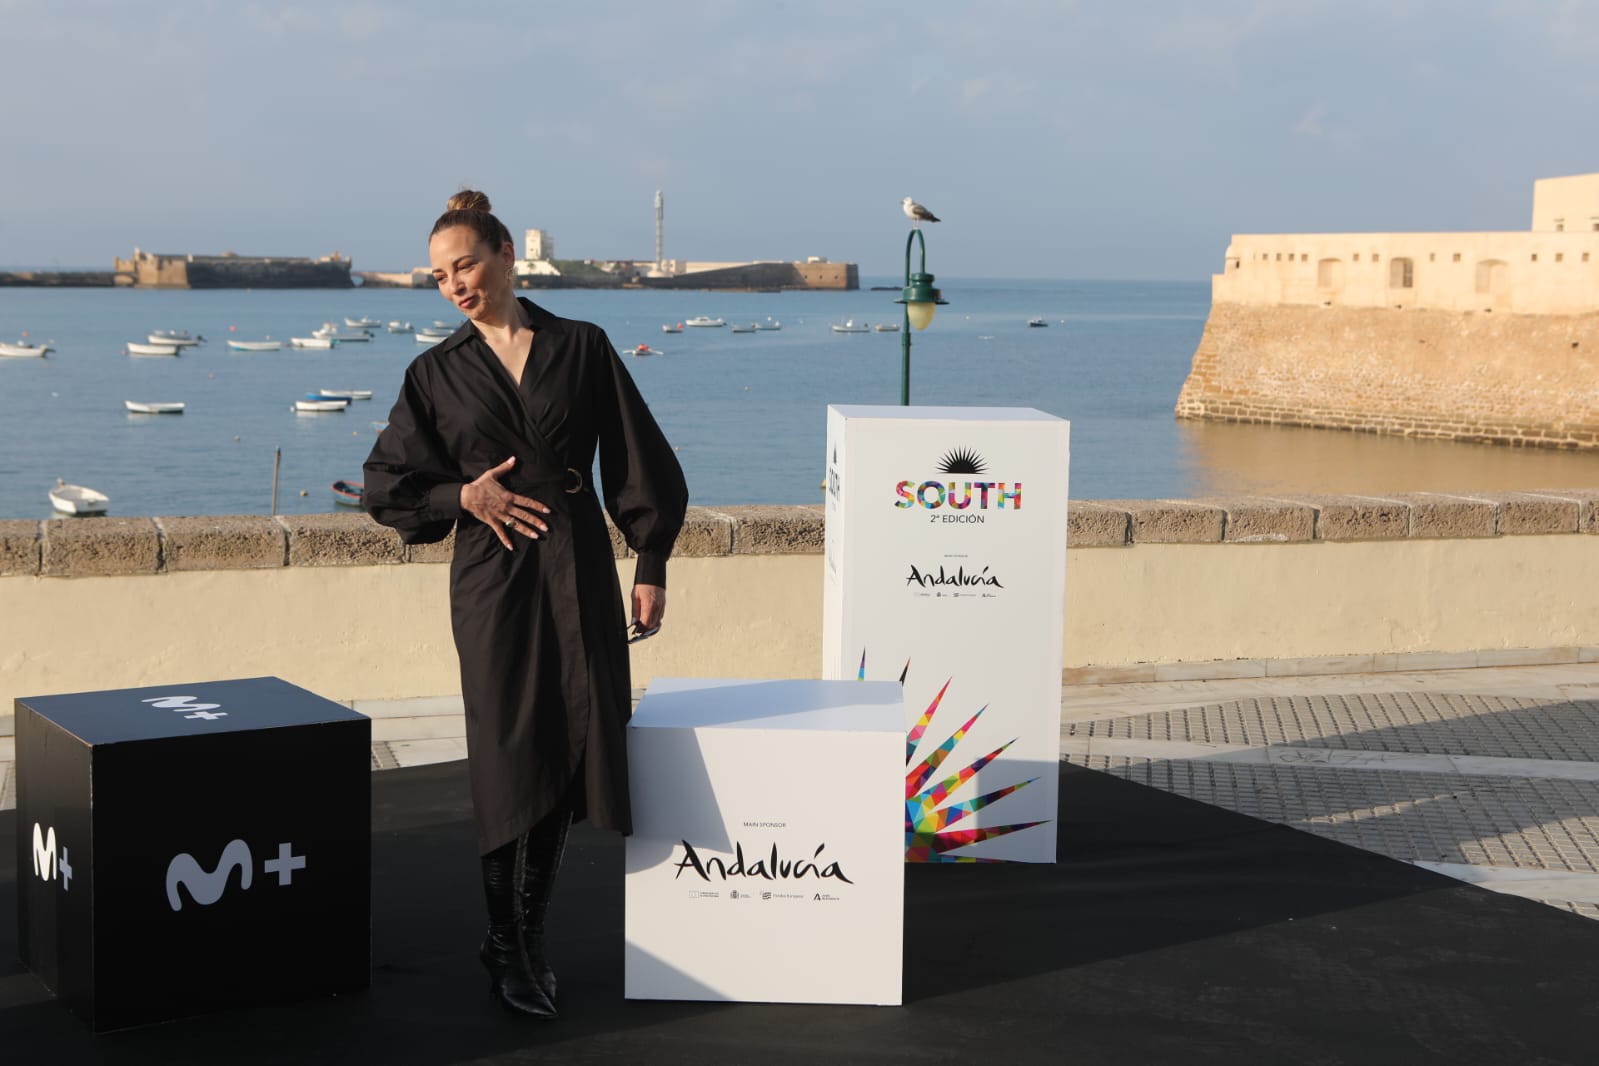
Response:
[124,400,185,414]
[345,316,381,329]
[684,315,725,327]
[1027,317,1048,328]
[388,321,414,333]
[0,339,51,357]
[754,320,782,331]
[628,344,659,357]
[332,479,365,506]
[294,399,349,412]
[319,388,373,400]
[290,337,337,349]
[226,339,282,351]
[730,323,756,333]
[148,331,202,347]
[831,319,871,333]
[873,322,899,332]
[50,479,109,515]
[415,329,451,344]
[127,341,180,356]
[661,323,684,334]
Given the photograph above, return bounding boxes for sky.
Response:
[2,0,1596,281]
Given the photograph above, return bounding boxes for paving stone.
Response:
[1270,494,1410,541]
[157,515,286,570]
[1193,496,1316,543]
[41,516,161,576]
[1067,502,1130,547]
[1392,493,1497,539]
[0,519,41,575]
[278,512,404,566]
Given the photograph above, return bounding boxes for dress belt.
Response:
[513,466,585,495]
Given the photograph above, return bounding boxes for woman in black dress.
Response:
[364,190,688,1018]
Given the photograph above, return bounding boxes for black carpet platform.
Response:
[5,760,1598,1064]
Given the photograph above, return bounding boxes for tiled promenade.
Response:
[7,662,1599,920]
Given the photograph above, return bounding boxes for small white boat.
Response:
[319,388,373,400]
[226,339,282,351]
[1027,318,1048,328]
[0,339,51,357]
[754,320,782,331]
[290,337,337,349]
[628,344,660,357]
[661,323,684,334]
[148,332,202,347]
[124,400,185,414]
[387,321,414,333]
[874,322,900,332]
[50,479,109,515]
[127,341,181,356]
[345,316,381,329]
[432,319,455,329]
[415,329,451,344]
[295,399,349,413]
[831,320,871,333]
[730,323,756,334]
[332,330,372,342]
[684,315,725,328]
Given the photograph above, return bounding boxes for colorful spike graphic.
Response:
[862,650,1049,862]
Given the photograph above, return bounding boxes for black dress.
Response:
[363,298,687,853]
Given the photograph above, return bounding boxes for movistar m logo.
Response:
[142,695,228,721]
[32,823,73,890]
[165,839,306,912]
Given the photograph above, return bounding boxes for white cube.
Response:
[625,678,904,1005]
[822,405,1070,863]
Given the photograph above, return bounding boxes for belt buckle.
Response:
[563,467,583,494]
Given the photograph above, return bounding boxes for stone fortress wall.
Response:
[1176,174,1599,447]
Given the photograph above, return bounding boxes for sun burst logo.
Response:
[937,448,987,475]
[861,652,1048,862]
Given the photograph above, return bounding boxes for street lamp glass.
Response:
[906,301,937,330]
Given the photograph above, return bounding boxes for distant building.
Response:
[524,229,554,261]
[1204,172,1599,314]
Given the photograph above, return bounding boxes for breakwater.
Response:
[0,271,118,287]
[112,249,353,288]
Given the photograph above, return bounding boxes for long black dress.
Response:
[363,298,687,854]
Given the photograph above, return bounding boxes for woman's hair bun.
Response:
[447,189,493,213]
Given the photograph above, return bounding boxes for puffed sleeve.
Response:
[363,360,464,545]
[595,333,688,587]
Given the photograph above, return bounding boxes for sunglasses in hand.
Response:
[626,620,661,644]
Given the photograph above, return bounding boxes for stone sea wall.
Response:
[6,494,1599,710]
[1176,303,1599,447]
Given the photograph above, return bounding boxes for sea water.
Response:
[2,278,1597,520]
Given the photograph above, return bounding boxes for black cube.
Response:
[14,676,371,1031]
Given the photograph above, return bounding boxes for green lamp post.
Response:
[893,227,949,405]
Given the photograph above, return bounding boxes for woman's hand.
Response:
[459,456,550,551]
[632,584,666,630]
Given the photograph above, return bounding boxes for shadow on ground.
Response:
[4,760,1598,1064]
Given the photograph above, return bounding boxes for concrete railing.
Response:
[4,491,1599,712]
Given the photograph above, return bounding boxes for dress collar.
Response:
[435,297,565,354]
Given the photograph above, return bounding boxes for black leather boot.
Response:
[479,835,557,1018]
[517,801,572,1003]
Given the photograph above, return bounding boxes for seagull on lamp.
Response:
[902,197,940,226]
